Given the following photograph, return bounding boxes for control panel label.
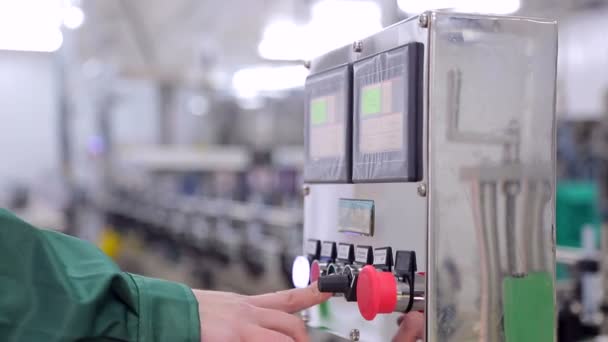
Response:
[374,249,387,265]
[306,240,319,256]
[321,241,335,258]
[337,244,352,261]
[355,246,371,264]
[338,199,374,236]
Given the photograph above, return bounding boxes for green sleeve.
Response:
[0,209,200,342]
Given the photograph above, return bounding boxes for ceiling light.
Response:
[397,0,520,15]
[232,65,309,99]
[63,5,85,30]
[258,0,383,61]
[0,0,66,52]
[0,28,63,53]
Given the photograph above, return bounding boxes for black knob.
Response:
[318,274,350,293]
[394,250,417,278]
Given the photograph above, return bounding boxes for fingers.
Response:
[392,312,425,342]
[252,306,309,342]
[247,282,331,313]
[241,323,295,342]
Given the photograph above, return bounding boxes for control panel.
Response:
[294,12,557,342]
[304,65,352,183]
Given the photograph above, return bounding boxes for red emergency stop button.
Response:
[310,260,321,283]
[356,265,397,320]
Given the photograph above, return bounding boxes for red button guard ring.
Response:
[356,265,397,320]
[310,260,321,283]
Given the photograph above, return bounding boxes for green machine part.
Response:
[556,181,600,248]
[556,181,600,279]
[503,272,555,342]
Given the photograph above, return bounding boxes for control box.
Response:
[294,12,557,341]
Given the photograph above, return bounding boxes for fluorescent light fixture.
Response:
[258,0,383,61]
[397,0,520,15]
[0,0,86,52]
[232,65,309,99]
[0,28,63,53]
[63,5,85,30]
[258,20,308,61]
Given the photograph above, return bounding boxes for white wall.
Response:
[0,51,58,190]
[559,8,608,120]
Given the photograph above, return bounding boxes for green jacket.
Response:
[0,209,200,341]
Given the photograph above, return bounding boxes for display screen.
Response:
[359,78,404,153]
[309,94,344,159]
[338,198,374,236]
[311,98,329,125]
[303,64,352,183]
[352,43,422,183]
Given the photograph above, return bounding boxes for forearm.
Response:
[0,209,199,342]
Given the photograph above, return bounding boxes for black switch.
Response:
[318,274,350,293]
[320,241,337,261]
[306,239,321,261]
[337,243,355,264]
[354,245,373,265]
[373,247,393,271]
[394,250,417,279]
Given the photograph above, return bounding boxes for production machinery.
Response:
[291,12,558,341]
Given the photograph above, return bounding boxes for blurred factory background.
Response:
[1,0,608,340]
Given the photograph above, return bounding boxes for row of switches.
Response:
[293,239,422,321]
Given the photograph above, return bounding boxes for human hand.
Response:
[193,282,331,342]
[393,312,425,342]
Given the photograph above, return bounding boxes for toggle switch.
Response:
[318,267,358,301]
[327,243,355,275]
[306,239,321,262]
[310,241,337,282]
[355,245,374,265]
[394,250,417,279]
[318,274,351,293]
[373,247,393,272]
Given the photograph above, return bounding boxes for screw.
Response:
[353,41,362,53]
[350,329,360,341]
[417,183,427,197]
[303,60,311,69]
[302,185,310,197]
[419,12,429,28]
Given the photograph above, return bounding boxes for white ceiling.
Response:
[73,0,604,90]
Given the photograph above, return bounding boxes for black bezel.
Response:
[352,43,423,183]
[303,64,353,183]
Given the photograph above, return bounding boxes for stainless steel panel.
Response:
[305,183,427,341]
[305,15,429,341]
[304,11,557,342]
[426,12,557,341]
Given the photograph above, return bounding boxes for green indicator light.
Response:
[311,98,328,125]
[361,85,381,116]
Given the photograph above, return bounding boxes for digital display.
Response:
[311,98,329,125]
[361,85,382,116]
[338,199,374,236]
[309,94,344,159]
[359,78,404,153]
[303,64,352,183]
[352,43,422,182]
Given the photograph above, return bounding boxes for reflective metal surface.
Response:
[305,183,427,341]
[304,11,557,342]
[427,12,557,341]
